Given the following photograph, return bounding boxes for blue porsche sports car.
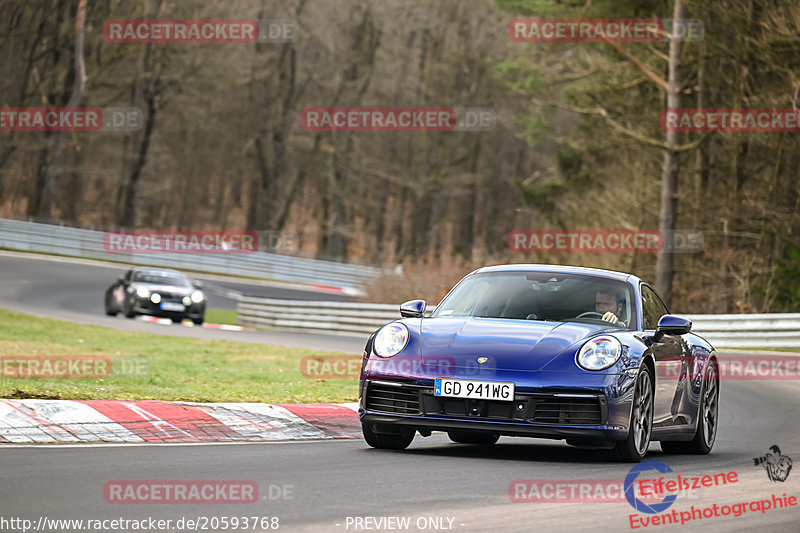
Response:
[358,264,720,462]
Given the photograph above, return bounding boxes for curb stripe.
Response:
[0,399,361,444]
[276,404,363,438]
[135,316,249,330]
[189,403,328,440]
[82,401,244,442]
[26,399,143,443]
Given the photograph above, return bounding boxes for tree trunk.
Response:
[119,65,160,228]
[37,0,88,219]
[655,0,686,308]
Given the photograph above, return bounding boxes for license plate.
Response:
[434,378,514,401]
[160,302,185,312]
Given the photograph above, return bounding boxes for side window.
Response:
[641,284,668,330]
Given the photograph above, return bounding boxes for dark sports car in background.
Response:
[104,267,206,325]
[359,264,720,462]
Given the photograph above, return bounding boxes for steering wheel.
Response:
[575,311,604,319]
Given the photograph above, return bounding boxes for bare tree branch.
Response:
[605,40,669,92]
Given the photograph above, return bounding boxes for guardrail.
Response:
[0,218,378,292]
[237,298,800,348]
[237,298,406,336]
[686,314,800,349]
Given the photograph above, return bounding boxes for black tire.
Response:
[611,364,654,462]
[192,318,204,326]
[362,422,414,450]
[123,302,136,319]
[171,317,184,324]
[447,431,500,445]
[104,289,119,316]
[660,361,719,455]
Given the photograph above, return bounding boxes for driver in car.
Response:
[595,289,626,327]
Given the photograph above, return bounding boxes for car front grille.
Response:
[431,397,526,420]
[530,395,603,425]
[422,390,606,426]
[153,291,183,302]
[364,382,421,415]
[364,382,606,426]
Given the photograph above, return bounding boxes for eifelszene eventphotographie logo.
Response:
[753,445,793,482]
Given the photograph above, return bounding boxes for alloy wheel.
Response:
[632,370,653,455]
[701,364,719,448]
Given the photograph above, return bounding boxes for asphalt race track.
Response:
[1,253,798,532]
[0,252,365,352]
[1,377,799,533]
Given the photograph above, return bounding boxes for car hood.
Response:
[419,317,611,372]
[132,283,193,295]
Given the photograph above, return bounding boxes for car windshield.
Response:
[431,271,635,328]
[133,272,190,287]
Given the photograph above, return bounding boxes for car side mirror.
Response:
[654,315,692,341]
[400,299,426,318]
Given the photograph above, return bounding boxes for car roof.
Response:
[471,263,639,284]
[132,267,185,276]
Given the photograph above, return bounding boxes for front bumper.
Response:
[131,297,205,319]
[358,375,636,442]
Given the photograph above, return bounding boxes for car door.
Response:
[640,284,686,429]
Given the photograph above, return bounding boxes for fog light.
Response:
[182,296,192,306]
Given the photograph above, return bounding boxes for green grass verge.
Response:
[0,309,360,403]
[204,309,238,325]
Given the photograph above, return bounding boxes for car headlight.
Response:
[150,293,161,304]
[182,296,192,306]
[373,323,409,358]
[190,291,204,303]
[576,336,622,371]
[136,286,150,298]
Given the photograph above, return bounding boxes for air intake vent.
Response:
[365,383,421,415]
[531,396,603,425]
